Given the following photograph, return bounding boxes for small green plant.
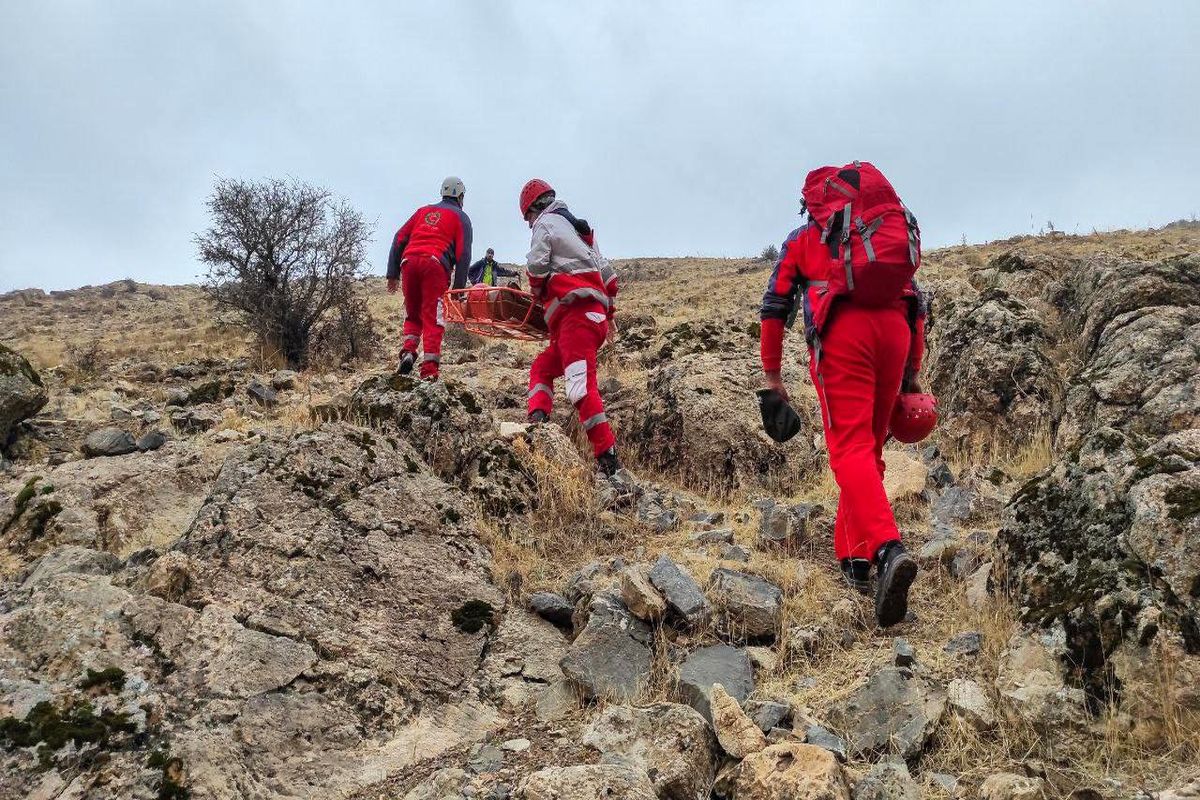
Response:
[451,600,495,634]
[79,666,127,693]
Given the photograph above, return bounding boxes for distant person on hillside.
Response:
[759,161,929,628]
[386,176,473,380]
[519,178,622,476]
[468,248,520,287]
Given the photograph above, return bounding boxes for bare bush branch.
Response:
[195,177,374,368]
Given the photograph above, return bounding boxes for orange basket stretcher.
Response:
[442,286,549,341]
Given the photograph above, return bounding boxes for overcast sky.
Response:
[1,1,1197,292]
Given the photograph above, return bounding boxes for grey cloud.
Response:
[1,0,1197,291]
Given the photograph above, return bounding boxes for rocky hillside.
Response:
[0,223,1198,799]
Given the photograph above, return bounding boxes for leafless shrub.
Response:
[760,243,780,262]
[195,177,375,369]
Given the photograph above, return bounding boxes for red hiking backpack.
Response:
[801,161,921,332]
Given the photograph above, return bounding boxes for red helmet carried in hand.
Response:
[519,178,555,218]
[890,392,938,443]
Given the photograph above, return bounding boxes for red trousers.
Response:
[401,255,450,379]
[810,304,911,561]
[528,304,615,456]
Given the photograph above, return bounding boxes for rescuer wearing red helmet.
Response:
[759,162,930,628]
[386,176,473,380]
[519,179,622,476]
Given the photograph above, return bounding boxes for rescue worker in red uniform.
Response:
[519,179,621,476]
[760,212,927,627]
[386,176,473,380]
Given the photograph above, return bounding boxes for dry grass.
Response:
[5,223,1199,796]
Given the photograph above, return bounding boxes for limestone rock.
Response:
[733,743,851,800]
[520,764,657,800]
[620,564,667,622]
[649,554,710,627]
[582,702,716,800]
[707,567,783,642]
[826,666,946,761]
[0,343,47,449]
[852,760,921,800]
[882,451,928,502]
[624,352,819,494]
[677,644,754,722]
[947,678,995,729]
[979,772,1045,800]
[965,561,992,607]
[561,592,652,701]
[711,683,767,758]
[995,632,1089,736]
[403,767,466,800]
[927,288,1059,455]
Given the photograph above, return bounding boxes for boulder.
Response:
[135,428,168,452]
[965,562,993,607]
[852,760,921,800]
[520,764,657,800]
[711,683,767,758]
[0,344,47,449]
[349,373,494,478]
[994,632,1089,737]
[882,451,928,502]
[998,426,1200,719]
[732,743,851,800]
[528,591,574,629]
[649,554,710,628]
[560,592,653,701]
[745,700,791,733]
[979,773,1045,800]
[707,567,783,642]
[623,352,819,494]
[944,631,983,657]
[758,501,826,549]
[246,380,278,407]
[803,725,847,762]
[582,702,716,800]
[82,427,137,457]
[926,288,1059,456]
[620,564,667,622]
[676,644,754,722]
[826,667,946,761]
[169,406,220,433]
[1055,255,1200,450]
[271,369,298,390]
[947,678,995,729]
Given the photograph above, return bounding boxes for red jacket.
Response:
[386,198,473,289]
[760,223,926,374]
[525,200,618,325]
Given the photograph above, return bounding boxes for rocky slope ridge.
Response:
[0,223,1198,799]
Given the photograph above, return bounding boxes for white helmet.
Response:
[441,176,465,199]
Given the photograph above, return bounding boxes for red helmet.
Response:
[519,179,555,218]
[890,393,938,443]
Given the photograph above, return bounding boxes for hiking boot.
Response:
[597,447,621,477]
[396,351,415,376]
[528,409,549,424]
[840,558,872,596]
[874,541,918,628]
